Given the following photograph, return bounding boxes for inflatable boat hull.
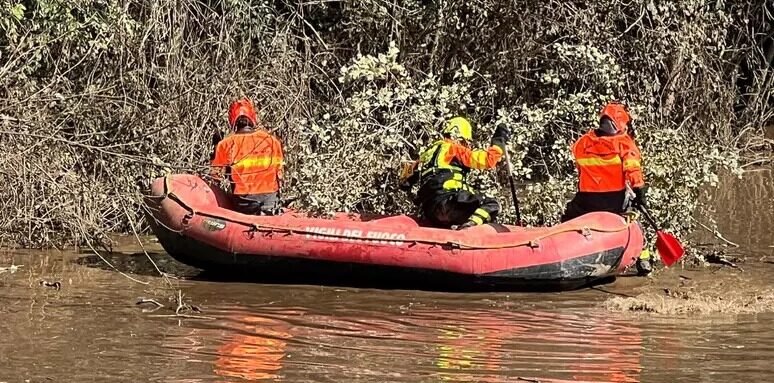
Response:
[146,175,644,290]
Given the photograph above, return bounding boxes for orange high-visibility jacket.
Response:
[211,130,284,195]
[571,130,644,193]
[420,139,503,170]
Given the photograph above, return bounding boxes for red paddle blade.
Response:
[656,231,685,266]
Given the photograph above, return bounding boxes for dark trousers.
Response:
[422,190,500,228]
[560,190,626,222]
[232,192,280,216]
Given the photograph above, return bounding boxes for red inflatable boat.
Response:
[145,174,644,290]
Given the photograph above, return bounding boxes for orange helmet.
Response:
[228,98,258,128]
[599,102,631,134]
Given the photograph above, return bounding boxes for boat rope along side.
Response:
[158,176,638,250]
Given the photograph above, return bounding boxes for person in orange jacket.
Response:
[561,101,646,222]
[211,98,284,215]
[399,117,509,230]
[562,101,651,274]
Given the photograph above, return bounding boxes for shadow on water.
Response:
[74,251,619,293]
[75,251,201,278]
[193,269,621,293]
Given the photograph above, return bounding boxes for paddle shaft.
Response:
[625,184,660,231]
[503,148,522,225]
[636,204,660,232]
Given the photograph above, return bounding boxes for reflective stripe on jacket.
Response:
[572,130,644,193]
[211,130,284,195]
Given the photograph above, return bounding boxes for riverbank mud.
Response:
[605,167,773,315]
[605,262,774,314]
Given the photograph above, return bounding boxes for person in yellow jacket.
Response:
[400,117,509,230]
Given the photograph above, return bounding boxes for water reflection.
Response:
[206,304,643,383]
[432,320,511,383]
[424,310,642,383]
[213,311,296,382]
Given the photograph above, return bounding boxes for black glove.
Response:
[632,186,648,208]
[210,130,223,161]
[212,129,224,145]
[628,120,637,139]
[491,124,510,150]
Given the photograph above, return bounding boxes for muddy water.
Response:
[700,168,773,259]
[1,170,772,383]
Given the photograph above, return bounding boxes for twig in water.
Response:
[705,253,740,269]
[137,298,164,308]
[691,218,740,247]
[148,313,216,320]
[516,377,542,383]
[82,237,150,285]
[173,289,202,315]
[0,264,22,274]
[175,289,185,314]
[117,191,174,288]
[39,280,61,290]
[76,223,150,285]
[137,298,165,312]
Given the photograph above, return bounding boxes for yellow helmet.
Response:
[442,117,473,141]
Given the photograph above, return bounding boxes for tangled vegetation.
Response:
[0,0,772,248]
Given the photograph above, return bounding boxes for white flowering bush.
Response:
[290,42,474,215]
[284,39,748,237]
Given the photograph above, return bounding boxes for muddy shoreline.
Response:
[605,259,774,315]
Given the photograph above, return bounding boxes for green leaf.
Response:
[10,3,25,20]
